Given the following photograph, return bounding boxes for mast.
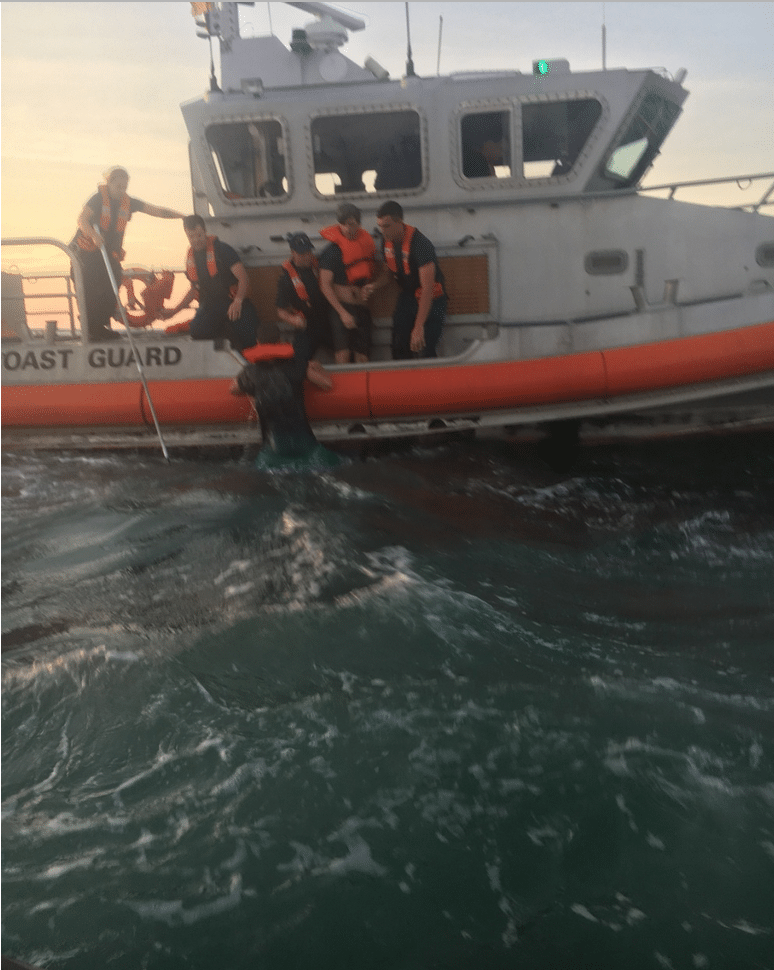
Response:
[405,2,416,77]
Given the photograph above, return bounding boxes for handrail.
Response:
[1,273,80,336]
[640,172,774,212]
[2,237,90,337]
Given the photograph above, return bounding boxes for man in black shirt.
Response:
[181,214,259,351]
[275,233,333,389]
[367,200,447,360]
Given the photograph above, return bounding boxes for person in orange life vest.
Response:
[71,166,183,341]
[318,202,379,364]
[275,233,333,391]
[181,214,259,352]
[366,200,447,360]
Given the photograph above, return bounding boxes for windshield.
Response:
[602,92,681,187]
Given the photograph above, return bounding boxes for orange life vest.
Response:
[383,224,444,300]
[76,184,131,256]
[186,235,238,299]
[282,258,319,307]
[319,225,376,285]
[186,235,218,284]
[242,343,295,363]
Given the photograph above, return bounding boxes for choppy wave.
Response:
[3,435,773,969]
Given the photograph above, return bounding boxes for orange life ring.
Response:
[164,320,191,335]
[120,269,176,328]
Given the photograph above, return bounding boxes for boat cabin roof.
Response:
[183,2,688,221]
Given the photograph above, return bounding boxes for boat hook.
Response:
[97,233,170,461]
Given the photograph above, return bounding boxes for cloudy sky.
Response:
[2,2,773,267]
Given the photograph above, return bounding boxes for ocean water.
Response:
[2,433,773,970]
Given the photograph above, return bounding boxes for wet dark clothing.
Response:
[71,194,145,341]
[236,357,317,456]
[188,239,259,351]
[381,227,447,360]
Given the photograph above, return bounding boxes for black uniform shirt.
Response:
[192,238,242,306]
[382,227,446,297]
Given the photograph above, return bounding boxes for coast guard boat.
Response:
[3,1,774,453]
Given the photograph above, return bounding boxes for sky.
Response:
[2,1,773,268]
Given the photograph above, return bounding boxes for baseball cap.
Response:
[288,232,314,254]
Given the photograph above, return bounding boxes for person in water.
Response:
[71,166,184,341]
[180,214,261,351]
[318,202,379,364]
[275,232,333,391]
[367,200,447,360]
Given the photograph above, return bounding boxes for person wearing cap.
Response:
[71,166,184,341]
[180,214,261,351]
[275,232,333,390]
[318,202,379,364]
[366,200,447,359]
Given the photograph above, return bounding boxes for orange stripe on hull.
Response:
[3,323,773,429]
[2,379,253,427]
[367,351,606,418]
[603,321,774,396]
[305,372,370,420]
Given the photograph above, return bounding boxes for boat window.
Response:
[755,242,774,268]
[521,98,602,178]
[603,92,681,186]
[584,250,629,275]
[206,120,289,201]
[460,111,512,179]
[311,110,422,196]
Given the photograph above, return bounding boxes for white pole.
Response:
[97,238,170,461]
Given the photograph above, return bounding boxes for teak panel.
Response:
[246,253,490,319]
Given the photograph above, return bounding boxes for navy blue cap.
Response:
[288,232,314,254]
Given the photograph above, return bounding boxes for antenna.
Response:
[405,2,416,77]
[602,2,607,71]
[208,28,221,92]
[437,15,443,76]
[267,1,273,36]
[192,3,222,92]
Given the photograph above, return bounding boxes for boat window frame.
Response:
[306,103,428,201]
[452,91,608,190]
[202,113,293,206]
[600,88,682,188]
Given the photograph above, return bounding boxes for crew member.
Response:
[71,166,183,341]
[368,200,447,359]
[318,202,378,364]
[276,232,333,390]
[181,214,260,351]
